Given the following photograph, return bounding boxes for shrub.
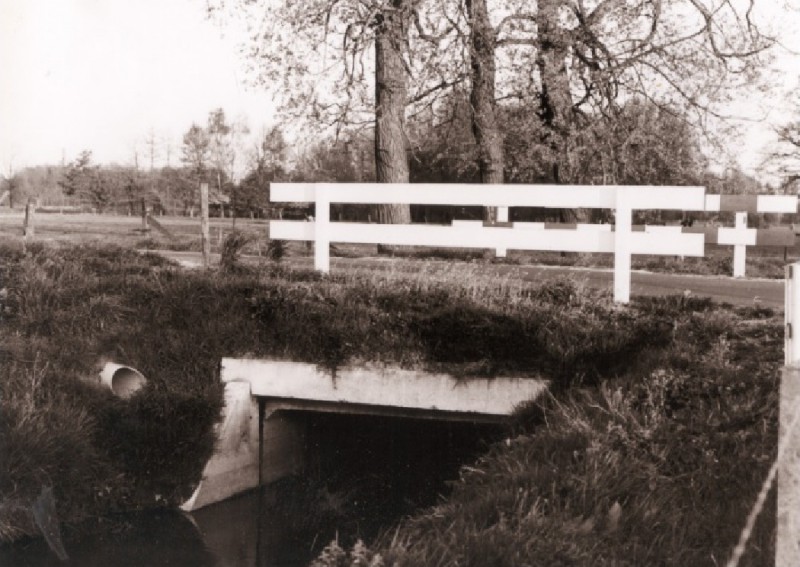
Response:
[219,230,251,273]
[266,238,287,262]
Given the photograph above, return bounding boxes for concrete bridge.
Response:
[181,358,547,511]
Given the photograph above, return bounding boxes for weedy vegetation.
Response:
[0,241,783,567]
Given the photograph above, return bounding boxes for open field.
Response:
[0,211,268,252]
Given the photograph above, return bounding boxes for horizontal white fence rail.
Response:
[269,183,798,302]
[705,194,798,213]
[272,220,704,255]
[272,182,705,209]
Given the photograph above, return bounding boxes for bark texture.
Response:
[374,0,412,226]
[537,0,587,222]
[467,0,505,222]
[536,0,572,182]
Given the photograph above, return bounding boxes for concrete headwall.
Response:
[221,358,548,416]
[182,359,547,511]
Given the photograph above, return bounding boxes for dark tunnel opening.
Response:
[263,410,507,561]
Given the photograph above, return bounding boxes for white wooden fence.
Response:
[270,183,797,303]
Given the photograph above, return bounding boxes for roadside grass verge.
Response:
[0,241,783,567]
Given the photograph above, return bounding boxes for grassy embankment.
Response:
[0,239,783,567]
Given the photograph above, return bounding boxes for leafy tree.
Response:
[4,165,68,207]
[408,90,479,184]
[207,108,232,194]
[238,126,289,214]
[294,141,360,183]
[1,171,22,208]
[492,0,772,181]
[209,0,461,226]
[159,167,198,216]
[101,165,144,215]
[58,151,115,211]
[217,1,775,199]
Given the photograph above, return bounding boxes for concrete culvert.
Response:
[99,363,147,398]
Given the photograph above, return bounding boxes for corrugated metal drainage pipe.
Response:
[99,363,146,398]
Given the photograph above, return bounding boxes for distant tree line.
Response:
[0,93,795,223]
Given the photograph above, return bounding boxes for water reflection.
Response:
[0,488,314,567]
[192,486,318,567]
[0,509,217,567]
[1,414,504,566]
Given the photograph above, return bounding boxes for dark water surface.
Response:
[1,414,504,566]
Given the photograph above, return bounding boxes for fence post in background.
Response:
[733,212,747,278]
[495,206,509,258]
[23,199,35,238]
[200,183,210,269]
[141,197,149,231]
[613,189,633,303]
[314,184,330,273]
[779,263,800,566]
[22,199,35,252]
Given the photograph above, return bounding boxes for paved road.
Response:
[152,250,785,309]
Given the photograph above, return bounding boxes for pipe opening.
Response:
[99,363,147,398]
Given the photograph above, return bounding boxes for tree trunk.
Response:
[374,0,412,243]
[467,0,504,223]
[537,0,587,222]
[537,0,572,152]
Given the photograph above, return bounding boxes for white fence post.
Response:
[613,188,633,303]
[779,263,800,566]
[495,206,509,258]
[314,184,331,273]
[733,212,748,278]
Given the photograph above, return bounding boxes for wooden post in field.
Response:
[23,199,35,252]
[141,197,149,231]
[314,184,330,273]
[780,263,800,566]
[23,199,35,238]
[613,189,633,303]
[200,183,210,269]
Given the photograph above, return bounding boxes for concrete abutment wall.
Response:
[181,382,306,511]
[182,359,547,511]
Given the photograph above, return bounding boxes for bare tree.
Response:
[763,92,800,192]
[213,0,776,224]
[2,160,20,208]
[496,1,773,178]
[209,0,466,226]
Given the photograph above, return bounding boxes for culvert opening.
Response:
[265,409,507,558]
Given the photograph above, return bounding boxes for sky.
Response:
[1,0,799,182]
[0,0,272,175]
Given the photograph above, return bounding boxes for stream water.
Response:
[1,414,504,566]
